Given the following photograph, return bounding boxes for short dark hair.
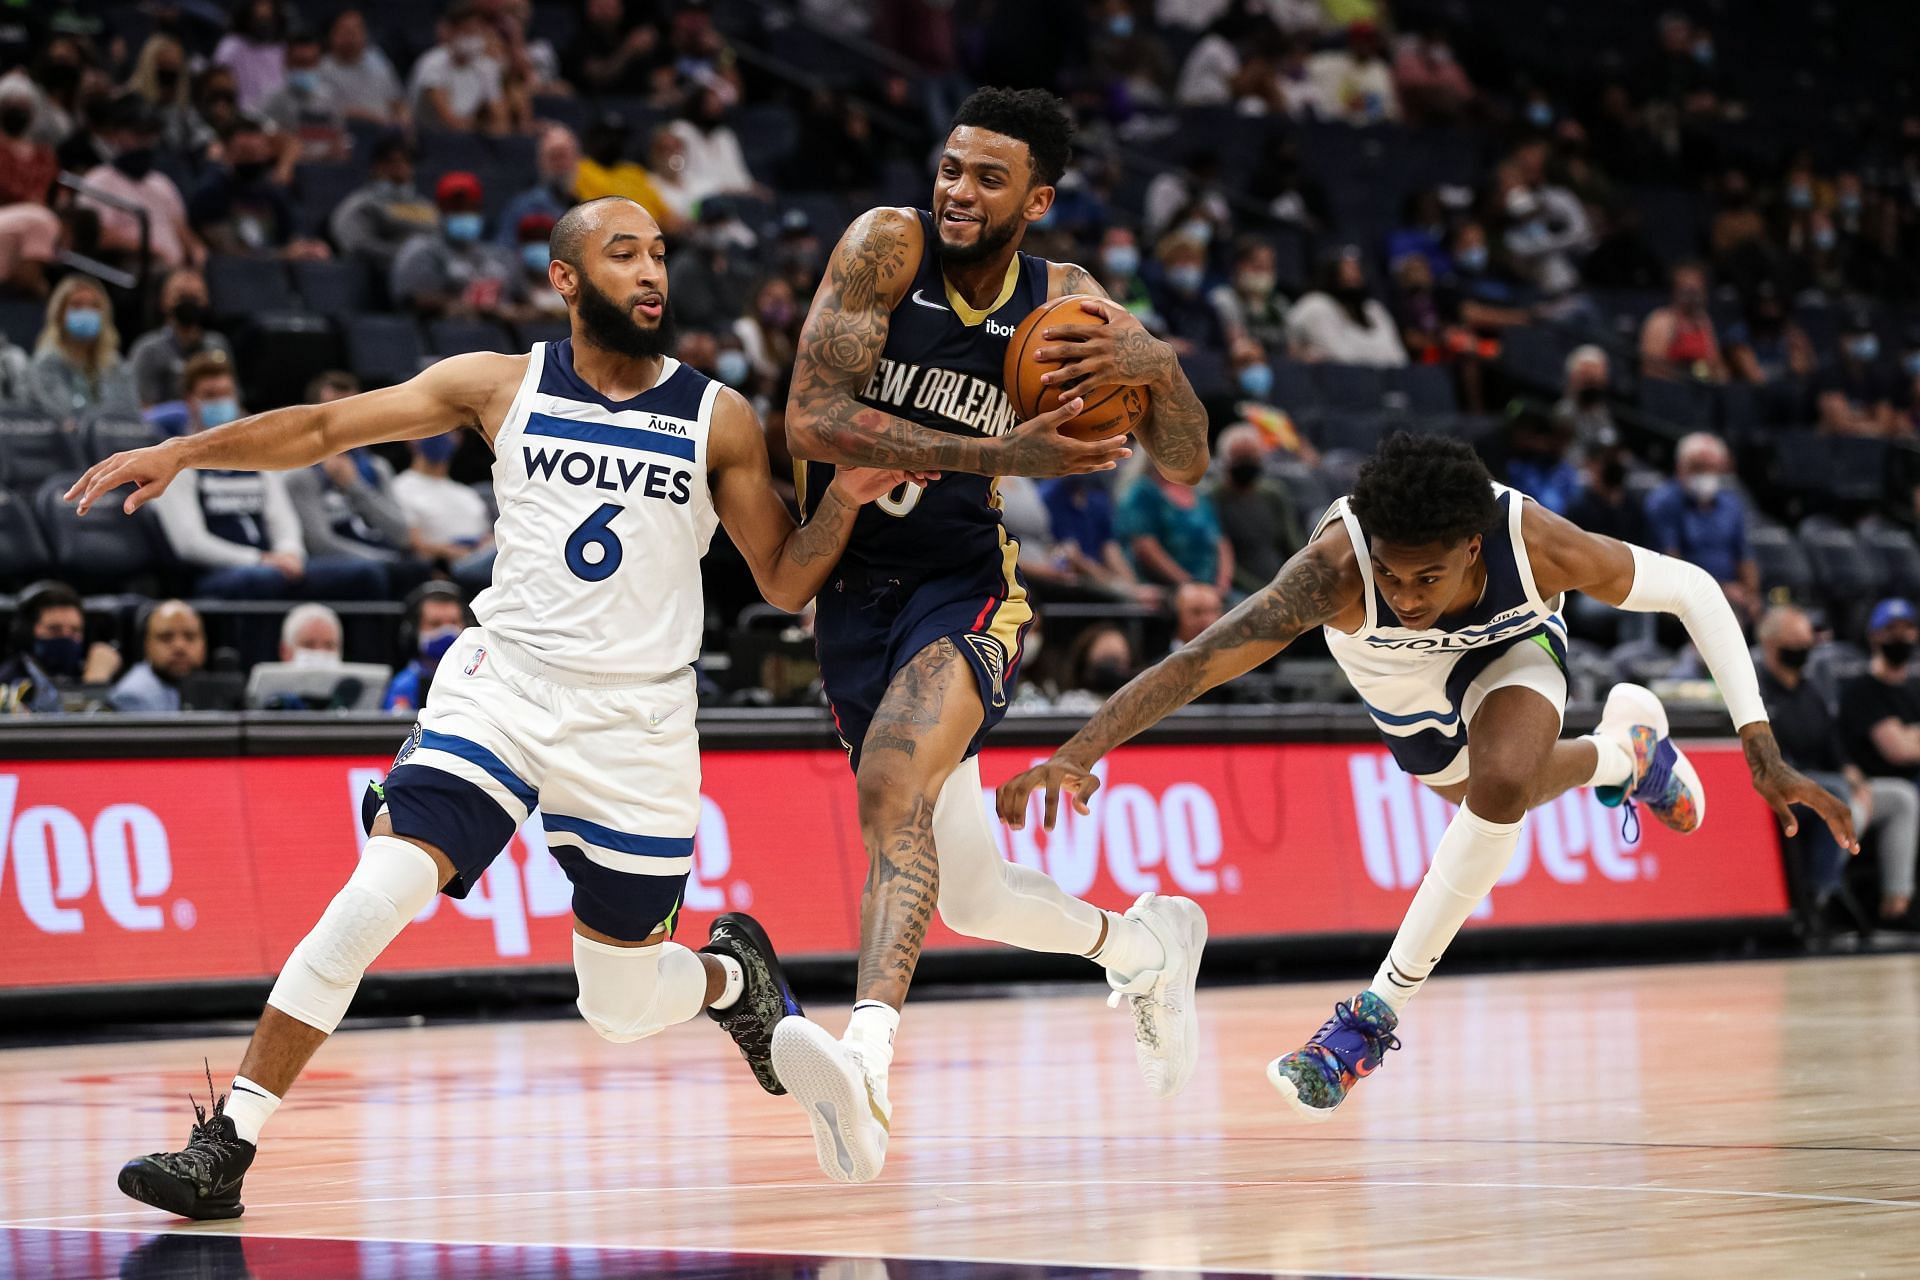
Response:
[1349,432,1498,547]
[550,196,641,270]
[949,87,1073,187]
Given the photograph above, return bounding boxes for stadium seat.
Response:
[1497,325,1574,393]
[1314,364,1389,412]
[1269,361,1319,412]
[1861,526,1920,598]
[34,473,162,586]
[515,319,570,349]
[344,313,427,387]
[1639,377,1713,428]
[427,317,516,357]
[292,162,364,237]
[291,258,376,317]
[1747,524,1816,602]
[1396,365,1458,415]
[0,487,51,587]
[84,416,158,464]
[207,256,297,323]
[0,296,41,349]
[0,413,86,493]
[234,313,345,411]
[1798,522,1887,631]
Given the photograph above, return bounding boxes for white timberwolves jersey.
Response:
[474,340,721,678]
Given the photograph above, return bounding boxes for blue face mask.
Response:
[417,434,459,464]
[1456,244,1488,272]
[32,635,84,679]
[1108,13,1133,37]
[1101,245,1140,278]
[419,626,460,663]
[445,211,484,243]
[715,349,751,386]
[1838,192,1863,216]
[1813,226,1837,252]
[1786,184,1812,210]
[197,396,240,428]
[63,307,102,340]
[1168,264,1204,294]
[1847,334,1880,363]
[521,242,551,273]
[288,69,318,95]
[1236,362,1274,400]
[1904,352,1920,378]
[1524,101,1554,129]
[1179,218,1213,247]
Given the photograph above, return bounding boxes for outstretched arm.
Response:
[1050,263,1211,484]
[68,353,524,515]
[998,533,1357,828]
[710,388,920,612]
[1525,502,1858,851]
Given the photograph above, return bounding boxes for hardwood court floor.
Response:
[5,956,1919,1279]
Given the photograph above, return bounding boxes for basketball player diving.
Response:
[770,87,1214,1182]
[66,197,918,1219]
[1000,432,1858,1120]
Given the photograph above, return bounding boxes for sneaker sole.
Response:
[771,1017,886,1184]
[1147,898,1208,1099]
[1264,1060,1341,1123]
[117,1159,244,1220]
[1659,738,1708,832]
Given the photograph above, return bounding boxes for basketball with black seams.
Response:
[1003,295,1152,442]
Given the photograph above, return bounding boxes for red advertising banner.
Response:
[0,741,1788,992]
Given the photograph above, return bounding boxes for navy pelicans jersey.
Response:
[1316,482,1567,771]
[800,208,1049,578]
[473,339,721,678]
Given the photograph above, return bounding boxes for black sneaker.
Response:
[117,1070,256,1220]
[702,912,802,1095]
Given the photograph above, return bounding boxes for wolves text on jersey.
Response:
[860,355,1020,438]
[523,446,693,505]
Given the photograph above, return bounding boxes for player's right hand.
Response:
[996,397,1132,477]
[65,441,187,516]
[998,756,1103,831]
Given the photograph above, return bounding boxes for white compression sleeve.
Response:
[1615,544,1769,729]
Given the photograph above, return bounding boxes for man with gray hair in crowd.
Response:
[279,602,344,668]
[1758,603,1918,926]
[1551,344,1616,461]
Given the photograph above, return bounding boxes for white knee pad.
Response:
[268,836,440,1034]
[573,936,707,1044]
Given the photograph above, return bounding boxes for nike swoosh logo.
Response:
[911,289,949,312]
[648,705,684,728]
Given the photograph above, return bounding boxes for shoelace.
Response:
[1107,971,1164,1050]
[169,1064,244,1185]
[1618,798,1641,843]
[1298,1001,1402,1083]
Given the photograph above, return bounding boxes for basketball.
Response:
[1003,295,1153,442]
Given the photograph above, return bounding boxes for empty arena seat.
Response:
[1314,364,1390,412]
[1798,521,1886,630]
[1268,360,1320,412]
[1861,525,1920,598]
[0,487,51,587]
[34,473,162,584]
[207,256,297,323]
[0,296,41,349]
[1395,364,1458,415]
[344,314,427,387]
[84,415,158,464]
[1639,377,1713,428]
[234,313,345,410]
[0,413,86,493]
[427,317,516,357]
[1747,524,1815,602]
[291,257,376,317]
[515,319,570,349]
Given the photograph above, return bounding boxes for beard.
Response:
[936,209,1022,266]
[575,272,677,359]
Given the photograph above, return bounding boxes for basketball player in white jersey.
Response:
[1001,433,1856,1119]
[67,197,918,1220]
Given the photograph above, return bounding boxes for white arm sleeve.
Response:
[1615,543,1768,729]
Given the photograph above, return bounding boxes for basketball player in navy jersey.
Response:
[68,197,919,1219]
[772,88,1214,1182]
[1001,433,1856,1120]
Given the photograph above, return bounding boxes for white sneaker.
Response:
[1105,893,1208,1099]
[771,1016,891,1183]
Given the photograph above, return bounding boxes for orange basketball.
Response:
[1003,294,1152,442]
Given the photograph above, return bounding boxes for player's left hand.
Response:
[998,756,1102,830]
[1033,297,1172,396]
[1755,764,1860,853]
[832,468,936,505]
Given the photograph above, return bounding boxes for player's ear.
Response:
[1024,182,1056,224]
[1464,534,1483,565]
[549,256,576,299]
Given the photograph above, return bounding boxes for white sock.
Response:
[225,1075,280,1146]
[845,1000,900,1072]
[1368,803,1524,1015]
[707,953,745,1010]
[1580,733,1635,789]
[1091,910,1167,980]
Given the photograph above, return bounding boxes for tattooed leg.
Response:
[852,638,985,1010]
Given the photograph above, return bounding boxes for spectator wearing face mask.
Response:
[1,582,121,714]
[1208,424,1303,597]
[391,432,496,579]
[496,125,580,247]
[320,9,408,126]
[511,213,566,318]
[330,134,440,270]
[666,85,766,206]
[29,273,139,421]
[1766,604,1918,927]
[383,583,473,713]
[411,3,513,133]
[1725,283,1816,387]
[1498,173,1594,310]
[191,119,330,261]
[1639,262,1727,382]
[1286,247,1408,366]
[0,39,85,148]
[1210,239,1289,352]
[1309,21,1401,126]
[1644,431,1758,622]
[391,172,523,319]
[574,114,682,234]
[0,81,58,205]
[1057,623,1138,711]
[75,95,204,271]
[1392,24,1474,125]
[1550,345,1618,460]
[282,371,428,577]
[150,352,390,599]
[1116,461,1233,594]
[259,31,348,163]
[1148,234,1226,353]
[109,600,208,713]
[1144,150,1230,251]
[1815,312,1903,437]
[735,276,799,390]
[214,0,291,112]
[278,602,344,669]
[1499,407,1581,516]
[1089,225,1163,331]
[1564,439,1653,644]
[128,34,214,159]
[127,268,233,407]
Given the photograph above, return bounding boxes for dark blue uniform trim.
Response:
[523,411,697,460]
[537,338,711,420]
[1373,624,1568,777]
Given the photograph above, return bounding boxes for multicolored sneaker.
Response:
[1593,683,1706,834]
[1266,991,1400,1121]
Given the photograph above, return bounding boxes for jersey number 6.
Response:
[565,502,625,581]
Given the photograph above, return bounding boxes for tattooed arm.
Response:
[785,207,1130,478]
[1045,262,1212,485]
[709,388,918,611]
[998,530,1362,828]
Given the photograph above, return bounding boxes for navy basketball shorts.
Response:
[814,557,1034,773]
[359,627,698,942]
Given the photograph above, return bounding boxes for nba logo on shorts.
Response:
[464,646,488,676]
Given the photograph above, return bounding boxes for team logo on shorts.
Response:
[963,633,1009,709]
[464,646,488,675]
[393,722,423,768]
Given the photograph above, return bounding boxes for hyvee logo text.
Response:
[987,760,1234,897]
[0,776,180,934]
